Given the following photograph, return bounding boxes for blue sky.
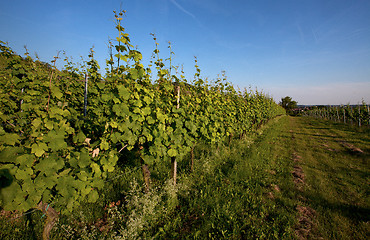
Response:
[1,0,369,105]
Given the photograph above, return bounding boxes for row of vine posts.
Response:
[303,103,370,127]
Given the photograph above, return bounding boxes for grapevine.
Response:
[0,10,285,239]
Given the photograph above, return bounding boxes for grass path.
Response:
[287,116,369,239]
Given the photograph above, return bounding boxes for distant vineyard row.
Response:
[0,9,285,221]
[303,104,370,127]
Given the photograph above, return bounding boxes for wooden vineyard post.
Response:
[137,145,150,192]
[171,84,180,186]
[343,109,346,124]
[336,107,339,122]
[20,88,24,112]
[142,164,151,193]
[358,105,361,127]
[171,157,177,186]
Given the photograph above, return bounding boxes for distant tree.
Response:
[280,96,297,115]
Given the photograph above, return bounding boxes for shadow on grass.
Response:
[304,191,370,223]
[302,117,370,143]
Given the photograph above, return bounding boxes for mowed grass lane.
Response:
[287,116,369,239]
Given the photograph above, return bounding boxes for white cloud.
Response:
[169,0,197,20]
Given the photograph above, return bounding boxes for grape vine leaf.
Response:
[117,85,130,100]
[78,150,91,168]
[15,168,33,180]
[1,133,20,146]
[31,142,48,157]
[88,189,99,203]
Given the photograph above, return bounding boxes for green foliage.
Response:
[0,8,284,220]
[280,96,296,115]
[47,116,296,239]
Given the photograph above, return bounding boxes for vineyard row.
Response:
[0,11,285,236]
[303,104,370,127]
